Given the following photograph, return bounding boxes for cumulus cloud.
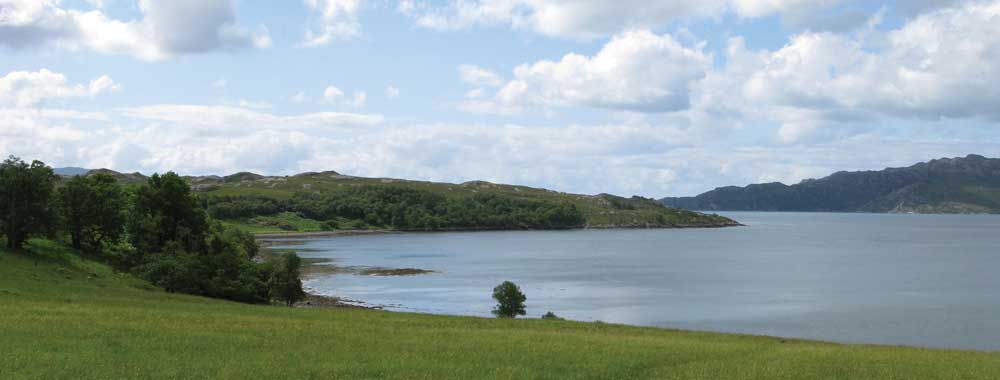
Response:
[0,69,119,107]
[690,1,1000,142]
[398,0,907,38]
[0,0,270,60]
[3,103,995,197]
[301,0,363,46]
[460,30,711,114]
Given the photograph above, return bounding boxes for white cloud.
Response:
[0,69,119,107]
[690,1,1000,143]
[398,0,896,38]
[351,91,367,107]
[461,30,711,114]
[119,104,383,130]
[400,0,727,38]
[323,86,345,102]
[322,86,366,107]
[730,0,841,18]
[2,101,996,197]
[0,0,269,60]
[301,0,363,47]
[458,64,503,87]
[385,85,400,99]
[290,92,309,103]
[237,99,272,110]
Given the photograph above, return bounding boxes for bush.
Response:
[541,311,563,320]
[492,281,526,318]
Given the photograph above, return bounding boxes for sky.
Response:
[1,0,999,197]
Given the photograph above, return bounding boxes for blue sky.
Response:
[1,0,999,197]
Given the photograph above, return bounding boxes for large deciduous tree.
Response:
[128,172,209,255]
[57,173,127,253]
[0,156,57,250]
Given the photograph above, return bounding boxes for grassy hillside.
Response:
[3,241,1000,379]
[82,169,739,232]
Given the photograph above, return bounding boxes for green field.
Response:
[3,241,1000,380]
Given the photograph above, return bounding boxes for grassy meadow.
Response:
[3,240,1000,379]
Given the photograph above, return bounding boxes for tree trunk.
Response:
[72,233,82,250]
[7,234,22,250]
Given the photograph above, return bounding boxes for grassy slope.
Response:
[3,241,1000,379]
[200,173,737,230]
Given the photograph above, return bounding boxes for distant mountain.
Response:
[660,155,1000,214]
[53,167,91,176]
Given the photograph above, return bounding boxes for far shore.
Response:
[254,229,395,239]
[253,223,743,240]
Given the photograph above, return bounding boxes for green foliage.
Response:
[128,172,210,255]
[133,223,270,304]
[285,185,586,230]
[202,194,282,219]
[57,173,127,253]
[0,156,57,250]
[541,311,563,320]
[492,281,527,319]
[268,252,307,306]
[125,173,274,304]
[247,212,331,233]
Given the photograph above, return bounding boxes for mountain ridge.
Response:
[660,154,1000,214]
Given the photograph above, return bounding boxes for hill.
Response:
[75,169,738,231]
[661,155,1000,214]
[53,166,91,176]
[3,241,999,379]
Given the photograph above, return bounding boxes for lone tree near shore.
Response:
[492,281,526,318]
[0,156,56,250]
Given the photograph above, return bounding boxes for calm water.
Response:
[272,212,1000,351]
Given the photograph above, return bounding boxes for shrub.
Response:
[541,311,563,320]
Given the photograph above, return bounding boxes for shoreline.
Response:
[254,223,743,240]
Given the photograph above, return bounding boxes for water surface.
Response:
[273,212,1000,350]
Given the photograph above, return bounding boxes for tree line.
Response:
[205,185,587,230]
[0,156,305,306]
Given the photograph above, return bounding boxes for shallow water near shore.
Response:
[270,212,1000,351]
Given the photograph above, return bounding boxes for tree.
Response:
[128,172,209,255]
[492,281,526,318]
[0,156,56,250]
[57,173,126,253]
[269,252,306,306]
